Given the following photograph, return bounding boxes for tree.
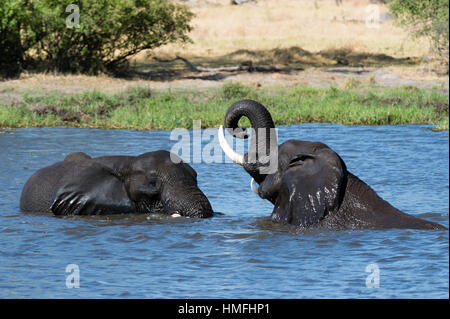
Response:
[389,0,449,61]
[0,0,194,77]
[0,0,43,78]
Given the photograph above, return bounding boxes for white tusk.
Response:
[250,178,259,194]
[218,125,244,166]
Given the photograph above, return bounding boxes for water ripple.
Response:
[0,125,448,298]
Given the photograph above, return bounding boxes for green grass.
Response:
[0,83,448,130]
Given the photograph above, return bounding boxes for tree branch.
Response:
[153,55,303,73]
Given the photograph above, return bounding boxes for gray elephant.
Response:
[218,99,446,230]
[20,150,213,218]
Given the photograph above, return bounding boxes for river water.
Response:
[0,124,448,298]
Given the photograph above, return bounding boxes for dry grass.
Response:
[134,0,431,67]
[1,0,447,104]
[0,73,151,95]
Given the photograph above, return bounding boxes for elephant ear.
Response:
[51,162,133,216]
[181,161,197,181]
[272,148,347,227]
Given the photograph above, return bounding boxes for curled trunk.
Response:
[222,99,278,183]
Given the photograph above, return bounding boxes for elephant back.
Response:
[20,161,78,213]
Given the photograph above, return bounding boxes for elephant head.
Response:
[254,140,347,226]
[218,100,347,227]
[124,151,213,218]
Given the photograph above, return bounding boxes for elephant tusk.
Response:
[250,178,259,194]
[218,125,244,166]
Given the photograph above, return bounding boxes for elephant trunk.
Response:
[219,99,278,184]
[161,185,213,218]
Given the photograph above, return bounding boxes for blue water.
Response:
[0,124,448,298]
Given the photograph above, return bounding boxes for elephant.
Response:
[20,150,213,218]
[218,99,447,230]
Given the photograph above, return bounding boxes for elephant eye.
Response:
[288,154,314,167]
[148,178,160,187]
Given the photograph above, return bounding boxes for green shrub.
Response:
[220,82,253,100]
[0,0,43,78]
[0,0,193,77]
[389,0,449,60]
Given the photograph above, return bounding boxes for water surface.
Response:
[0,124,448,298]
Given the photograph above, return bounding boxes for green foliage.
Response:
[0,0,193,77]
[0,0,43,77]
[389,0,449,59]
[0,84,447,130]
[220,82,253,100]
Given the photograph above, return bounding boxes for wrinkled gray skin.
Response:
[20,150,213,218]
[224,99,446,230]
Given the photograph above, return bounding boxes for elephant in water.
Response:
[218,99,446,230]
[20,150,213,218]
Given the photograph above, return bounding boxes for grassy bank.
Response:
[0,83,448,130]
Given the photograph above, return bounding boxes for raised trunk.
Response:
[223,100,278,183]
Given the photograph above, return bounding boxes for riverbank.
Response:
[0,83,447,131]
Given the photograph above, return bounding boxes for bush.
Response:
[389,0,449,60]
[0,1,43,78]
[220,82,253,100]
[0,0,193,77]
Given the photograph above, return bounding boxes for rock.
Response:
[380,12,394,22]
[231,0,256,5]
